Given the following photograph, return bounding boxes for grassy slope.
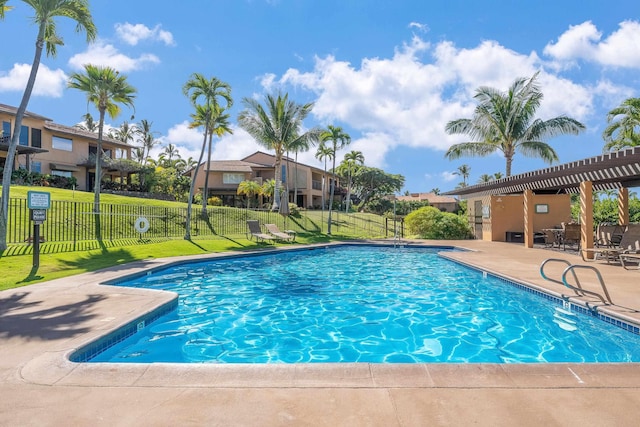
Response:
[0,186,383,289]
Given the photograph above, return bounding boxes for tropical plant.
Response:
[108,120,135,144]
[405,206,472,239]
[160,143,179,165]
[236,180,262,208]
[494,172,504,180]
[444,72,585,176]
[319,125,351,233]
[0,1,12,18]
[182,73,232,238]
[0,0,96,251]
[189,103,232,216]
[136,119,159,161]
[602,97,640,151]
[478,173,494,183]
[68,65,136,219]
[315,142,333,210]
[453,164,471,186]
[238,92,319,211]
[349,166,404,208]
[341,150,365,212]
[286,134,313,206]
[431,188,440,195]
[74,112,98,132]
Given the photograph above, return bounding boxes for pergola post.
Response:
[580,181,594,259]
[618,187,629,225]
[523,189,534,248]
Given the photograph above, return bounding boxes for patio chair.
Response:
[582,223,640,264]
[246,220,275,243]
[561,222,581,250]
[265,223,295,242]
[594,222,625,248]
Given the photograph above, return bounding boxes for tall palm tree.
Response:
[237,180,262,208]
[444,72,585,176]
[238,92,319,210]
[68,65,136,218]
[162,143,179,165]
[0,0,96,251]
[315,142,333,211]
[108,120,136,144]
[453,164,471,186]
[602,97,640,151]
[182,73,232,239]
[320,125,351,234]
[189,103,232,216]
[343,150,364,212]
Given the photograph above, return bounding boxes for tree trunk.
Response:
[327,145,337,234]
[201,132,213,217]
[0,25,45,251]
[185,127,208,239]
[293,152,299,206]
[272,153,282,211]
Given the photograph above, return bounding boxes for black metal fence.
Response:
[4,197,387,250]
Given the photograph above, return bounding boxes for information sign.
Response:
[27,191,51,209]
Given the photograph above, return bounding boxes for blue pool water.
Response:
[89,245,640,363]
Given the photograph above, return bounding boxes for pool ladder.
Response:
[540,258,613,305]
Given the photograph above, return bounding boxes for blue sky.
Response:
[1,0,639,193]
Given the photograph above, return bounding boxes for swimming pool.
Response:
[81,245,640,364]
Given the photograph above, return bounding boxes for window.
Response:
[51,170,73,178]
[52,135,73,151]
[2,121,10,139]
[31,128,42,148]
[31,161,42,173]
[223,173,245,184]
[19,125,28,146]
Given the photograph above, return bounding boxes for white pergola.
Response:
[443,147,640,251]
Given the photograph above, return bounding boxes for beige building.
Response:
[1,103,133,191]
[189,151,334,208]
[395,192,459,212]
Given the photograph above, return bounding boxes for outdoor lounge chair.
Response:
[561,222,581,250]
[246,220,275,243]
[265,223,295,241]
[582,223,640,264]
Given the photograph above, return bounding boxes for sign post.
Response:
[27,191,51,268]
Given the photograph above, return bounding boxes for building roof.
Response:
[0,140,48,155]
[44,122,128,148]
[242,151,325,173]
[199,160,265,172]
[0,103,52,122]
[443,147,640,197]
[396,192,458,204]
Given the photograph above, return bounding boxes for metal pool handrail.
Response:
[539,258,613,305]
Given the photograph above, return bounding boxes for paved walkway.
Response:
[1,240,640,426]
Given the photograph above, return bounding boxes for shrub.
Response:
[405,206,472,239]
[208,196,222,206]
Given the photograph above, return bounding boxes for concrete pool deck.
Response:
[2,240,640,426]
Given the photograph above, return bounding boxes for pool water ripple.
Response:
[91,246,640,363]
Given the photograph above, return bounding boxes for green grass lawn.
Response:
[1,185,384,290]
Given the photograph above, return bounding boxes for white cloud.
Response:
[157,123,261,163]
[115,22,176,46]
[68,40,160,72]
[441,171,457,182]
[544,20,640,68]
[275,35,596,159]
[408,22,429,33]
[0,63,67,97]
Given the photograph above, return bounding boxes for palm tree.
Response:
[478,173,494,183]
[75,113,98,132]
[161,143,179,165]
[237,180,262,208]
[182,73,232,239]
[320,125,351,234]
[238,92,319,210]
[189,103,232,216]
[68,65,136,219]
[315,142,333,211]
[135,119,159,161]
[602,97,640,151]
[0,0,96,251]
[108,120,136,144]
[343,150,364,212]
[493,172,504,180]
[453,164,471,186]
[431,188,440,195]
[261,179,276,206]
[444,72,585,176]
